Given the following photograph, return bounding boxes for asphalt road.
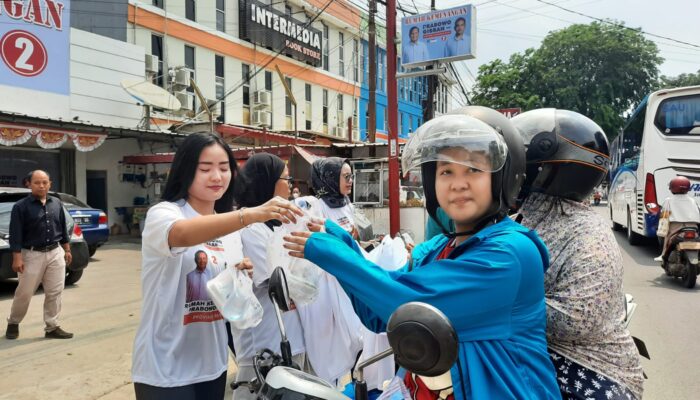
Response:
[1,211,698,399]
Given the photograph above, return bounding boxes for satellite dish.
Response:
[120,78,181,111]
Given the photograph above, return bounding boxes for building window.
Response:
[409,115,413,133]
[322,24,329,72]
[184,45,196,109]
[216,0,225,32]
[353,39,359,83]
[265,70,273,125]
[362,42,368,84]
[338,32,345,77]
[215,55,225,123]
[285,77,293,130]
[322,89,328,133]
[265,70,272,91]
[151,34,164,87]
[186,0,196,21]
[305,83,312,130]
[399,112,403,135]
[337,94,343,112]
[153,0,163,8]
[242,64,251,124]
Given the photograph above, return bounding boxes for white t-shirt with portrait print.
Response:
[132,200,243,387]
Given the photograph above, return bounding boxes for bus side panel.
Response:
[609,167,637,229]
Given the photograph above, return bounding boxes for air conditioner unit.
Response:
[145,54,159,74]
[352,129,360,142]
[252,110,272,127]
[172,68,192,90]
[176,92,193,111]
[253,90,272,109]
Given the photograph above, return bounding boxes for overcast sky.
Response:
[394,0,700,101]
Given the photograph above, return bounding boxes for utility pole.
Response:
[386,0,399,236]
[368,0,377,143]
[423,0,438,123]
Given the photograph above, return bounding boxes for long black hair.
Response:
[234,153,286,229]
[161,132,238,213]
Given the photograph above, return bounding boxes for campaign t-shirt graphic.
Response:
[183,239,226,325]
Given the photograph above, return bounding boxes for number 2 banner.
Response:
[0,0,71,95]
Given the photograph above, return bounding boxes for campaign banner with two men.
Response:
[401,5,476,67]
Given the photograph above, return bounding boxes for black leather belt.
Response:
[23,243,60,252]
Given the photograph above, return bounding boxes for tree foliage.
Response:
[471,22,663,139]
[659,69,700,89]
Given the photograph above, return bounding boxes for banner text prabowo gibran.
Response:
[401,5,476,67]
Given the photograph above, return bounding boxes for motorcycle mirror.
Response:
[269,267,291,312]
[387,302,458,377]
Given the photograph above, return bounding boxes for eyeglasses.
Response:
[279,176,294,186]
[342,173,355,183]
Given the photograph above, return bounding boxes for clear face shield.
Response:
[401,115,509,175]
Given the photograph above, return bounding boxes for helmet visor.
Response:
[402,126,508,175]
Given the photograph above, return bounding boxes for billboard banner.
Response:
[0,0,71,95]
[240,0,322,67]
[401,5,476,67]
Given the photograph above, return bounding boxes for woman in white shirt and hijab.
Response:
[296,157,394,392]
[231,153,311,399]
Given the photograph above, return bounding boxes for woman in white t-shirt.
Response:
[132,133,301,400]
[230,153,310,400]
[295,158,394,391]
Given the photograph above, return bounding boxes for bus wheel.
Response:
[627,211,643,246]
[611,207,623,231]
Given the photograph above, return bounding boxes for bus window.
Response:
[655,94,700,135]
[620,106,645,171]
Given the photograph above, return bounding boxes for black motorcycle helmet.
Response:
[402,109,525,237]
[511,109,610,203]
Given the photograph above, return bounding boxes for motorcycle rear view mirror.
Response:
[269,267,291,312]
[387,302,459,377]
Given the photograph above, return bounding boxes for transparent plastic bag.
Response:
[367,235,409,271]
[206,266,263,329]
[266,215,322,305]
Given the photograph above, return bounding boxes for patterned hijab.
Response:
[311,157,350,209]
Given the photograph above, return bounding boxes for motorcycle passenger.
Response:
[658,176,700,262]
[512,109,644,400]
[284,111,561,399]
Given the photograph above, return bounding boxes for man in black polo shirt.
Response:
[5,170,74,340]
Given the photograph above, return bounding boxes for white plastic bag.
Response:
[367,235,409,271]
[206,266,263,329]
[266,213,322,305]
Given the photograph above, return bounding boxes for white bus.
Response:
[609,85,700,245]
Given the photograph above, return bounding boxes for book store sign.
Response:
[241,0,322,67]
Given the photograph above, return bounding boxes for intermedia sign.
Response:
[0,0,70,95]
[239,0,322,67]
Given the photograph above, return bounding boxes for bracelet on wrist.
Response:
[239,207,247,226]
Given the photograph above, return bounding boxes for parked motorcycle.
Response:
[233,267,459,399]
[661,225,700,288]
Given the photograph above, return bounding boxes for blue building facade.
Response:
[359,40,428,142]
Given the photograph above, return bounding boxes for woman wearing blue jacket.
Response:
[284,107,560,399]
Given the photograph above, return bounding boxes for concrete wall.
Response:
[82,138,173,231]
[70,28,145,127]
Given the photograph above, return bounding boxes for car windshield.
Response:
[60,193,90,209]
[0,202,15,234]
